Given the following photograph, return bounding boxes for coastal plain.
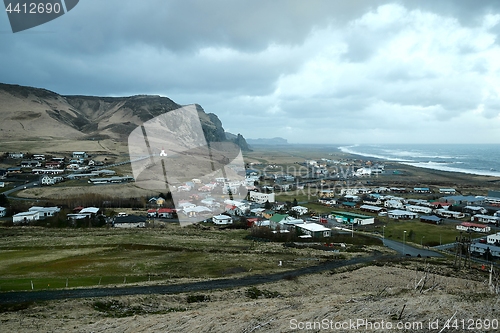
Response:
[1,145,500,333]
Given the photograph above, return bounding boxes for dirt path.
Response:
[0,254,392,305]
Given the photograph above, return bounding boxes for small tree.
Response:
[264,200,272,210]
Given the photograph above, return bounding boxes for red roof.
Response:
[431,202,451,206]
[461,222,488,228]
[158,208,176,213]
[147,209,157,213]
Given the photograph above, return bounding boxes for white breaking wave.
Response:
[401,161,500,177]
[338,145,414,162]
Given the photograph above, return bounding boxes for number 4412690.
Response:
[5,2,62,14]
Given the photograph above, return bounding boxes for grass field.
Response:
[0,225,352,292]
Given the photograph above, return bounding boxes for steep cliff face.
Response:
[0,83,248,149]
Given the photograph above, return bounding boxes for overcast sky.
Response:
[1,0,500,144]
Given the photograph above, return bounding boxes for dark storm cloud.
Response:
[1,0,500,143]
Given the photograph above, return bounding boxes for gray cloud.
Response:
[1,0,500,143]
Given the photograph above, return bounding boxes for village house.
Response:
[387,209,419,220]
[250,207,266,217]
[359,204,385,214]
[0,207,6,217]
[295,222,331,238]
[183,206,212,218]
[147,209,158,218]
[157,208,175,218]
[413,187,432,194]
[471,214,500,224]
[470,243,500,258]
[41,176,56,185]
[249,191,275,204]
[330,211,375,225]
[21,160,42,168]
[78,207,100,218]
[420,215,443,225]
[319,189,335,198]
[212,214,233,225]
[72,152,88,159]
[456,222,491,233]
[463,206,488,215]
[440,195,485,206]
[405,205,433,214]
[389,187,407,193]
[318,197,337,206]
[149,197,166,207]
[291,205,308,215]
[29,206,60,218]
[363,196,383,206]
[13,211,40,224]
[113,215,147,228]
[430,202,452,210]
[434,209,465,219]
[439,188,456,195]
[487,232,500,245]
[8,152,24,159]
[384,199,404,209]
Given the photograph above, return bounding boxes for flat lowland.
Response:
[1,260,497,333]
[17,182,155,200]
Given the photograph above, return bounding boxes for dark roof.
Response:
[420,215,442,222]
[114,215,147,223]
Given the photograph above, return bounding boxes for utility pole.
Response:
[403,230,407,256]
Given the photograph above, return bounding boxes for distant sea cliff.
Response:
[246,137,288,146]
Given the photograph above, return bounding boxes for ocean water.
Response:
[338,144,500,177]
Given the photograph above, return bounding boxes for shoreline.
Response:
[245,145,500,194]
[335,144,500,178]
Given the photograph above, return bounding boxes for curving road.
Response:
[0,254,396,305]
[382,238,443,257]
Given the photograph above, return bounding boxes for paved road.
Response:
[382,238,443,257]
[0,254,396,305]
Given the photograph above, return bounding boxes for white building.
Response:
[387,210,419,220]
[72,152,88,159]
[434,209,465,219]
[291,205,308,215]
[29,206,60,218]
[406,205,433,214]
[471,214,500,224]
[13,211,40,224]
[113,215,146,228]
[295,223,331,238]
[456,222,490,233]
[0,207,6,217]
[355,167,372,176]
[384,199,404,209]
[439,188,456,194]
[249,191,275,204]
[212,214,233,225]
[487,232,500,245]
[41,176,56,185]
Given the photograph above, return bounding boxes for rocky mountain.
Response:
[225,132,252,151]
[0,83,246,149]
[246,137,288,145]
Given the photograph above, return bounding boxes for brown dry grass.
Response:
[1,262,497,333]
